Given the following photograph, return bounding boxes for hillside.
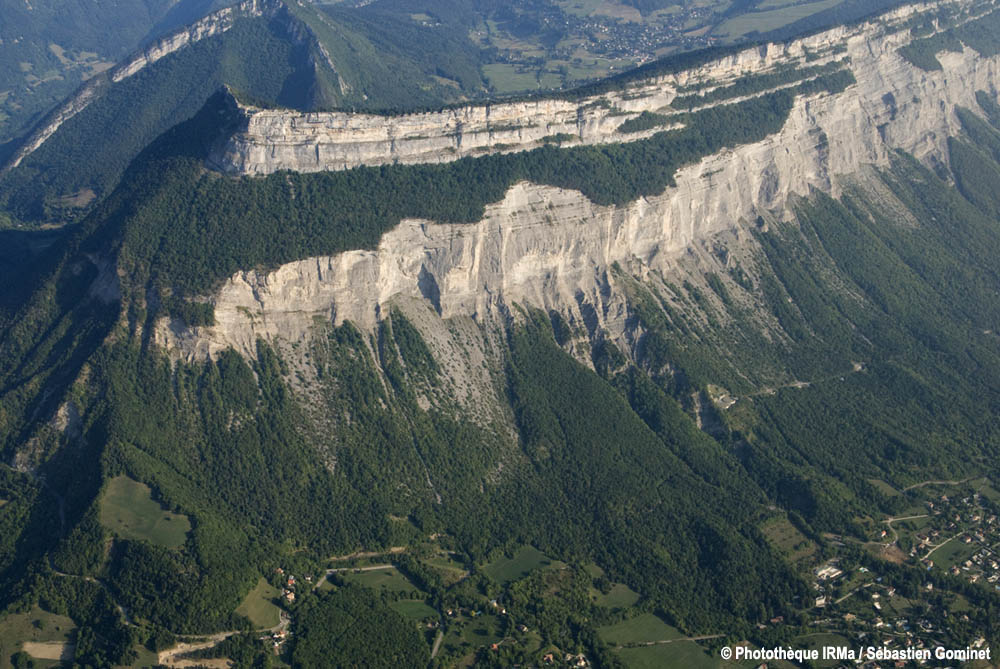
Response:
[0,0,489,228]
[3,0,1000,667]
[0,0,235,148]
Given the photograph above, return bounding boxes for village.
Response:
[471,0,725,93]
[771,481,1000,667]
[217,483,1000,669]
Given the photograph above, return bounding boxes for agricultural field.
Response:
[440,612,504,653]
[616,641,725,669]
[421,553,468,585]
[867,479,902,497]
[592,582,641,609]
[0,606,76,669]
[482,64,548,94]
[711,0,842,40]
[760,516,817,566]
[339,566,424,596]
[99,476,191,549]
[482,546,556,584]
[597,613,682,646]
[234,577,282,628]
[389,599,439,621]
[930,536,978,570]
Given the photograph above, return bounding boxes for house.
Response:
[816,565,843,580]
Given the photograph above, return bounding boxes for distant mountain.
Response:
[0,0,487,228]
[0,0,232,146]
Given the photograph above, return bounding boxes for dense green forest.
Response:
[293,587,430,667]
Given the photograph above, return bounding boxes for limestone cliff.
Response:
[208,3,961,175]
[160,0,1000,363]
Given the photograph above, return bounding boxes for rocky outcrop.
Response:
[207,3,942,175]
[159,0,1000,360]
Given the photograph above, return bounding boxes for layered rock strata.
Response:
[158,0,1000,360]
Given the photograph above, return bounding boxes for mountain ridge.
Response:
[5,1,1000,666]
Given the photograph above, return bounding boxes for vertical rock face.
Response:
[207,2,983,176]
[158,0,1000,360]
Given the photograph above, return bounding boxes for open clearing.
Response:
[761,516,817,565]
[0,606,76,669]
[340,566,423,595]
[930,536,976,569]
[598,613,682,646]
[21,641,73,662]
[868,479,902,497]
[712,0,841,39]
[99,476,191,548]
[390,599,439,620]
[234,577,282,628]
[422,553,468,584]
[482,545,551,583]
[616,641,724,669]
[592,583,641,609]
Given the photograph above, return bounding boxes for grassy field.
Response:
[422,554,469,585]
[616,641,723,669]
[712,0,842,40]
[931,537,977,570]
[340,566,423,595]
[234,577,282,628]
[0,606,76,669]
[115,645,159,669]
[760,516,817,565]
[868,479,902,497]
[390,599,439,621]
[449,613,504,648]
[977,482,1000,503]
[482,64,545,93]
[483,546,551,584]
[598,613,682,646]
[99,476,191,549]
[592,583,641,609]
